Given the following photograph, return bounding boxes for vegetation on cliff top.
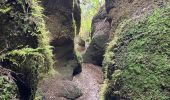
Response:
[80,0,104,40]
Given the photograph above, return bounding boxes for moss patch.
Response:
[1,48,46,99]
[102,5,170,100]
[0,76,18,100]
[0,67,18,100]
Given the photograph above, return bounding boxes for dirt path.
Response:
[39,63,103,100]
[73,63,104,100]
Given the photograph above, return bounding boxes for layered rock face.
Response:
[101,0,170,99]
[42,0,81,78]
[0,0,53,99]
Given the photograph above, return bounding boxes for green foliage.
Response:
[1,48,45,71]
[102,5,170,100]
[0,76,17,100]
[0,48,47,99]
[0,0,54,99]
[0,0,53,69]
[80,0,104,40]
[34,88,43,100]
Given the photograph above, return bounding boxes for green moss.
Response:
[0,48,46,99]
[32,0,54,71]
[102,5,170,100]
[0,76,18,100]
[0,0,53,69]
[0,0,54,99]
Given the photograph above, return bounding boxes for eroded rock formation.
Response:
[38,0,84,99]
[42,0,82,78]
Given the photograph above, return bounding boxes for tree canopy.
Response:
[80,0,104,40]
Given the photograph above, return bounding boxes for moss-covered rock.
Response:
[0,0,53,99]
[0,0,53,68]
[0,48,47,99]
[102,4,170,100]
[0,66,18,100]
[84,0,167,66]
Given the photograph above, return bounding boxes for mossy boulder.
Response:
[102,5,170,100]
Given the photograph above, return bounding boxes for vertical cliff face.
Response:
[0,0,53,99]
[101,0,170,99]
[83,6,111,66]
[84,0,160,66]
[42,0,81,78]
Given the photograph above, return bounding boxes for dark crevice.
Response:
[0,59,32,100]
[11,72,31,100]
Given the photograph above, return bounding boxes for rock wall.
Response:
[83,6,111,66]
[101,0,170,99]
[84,0,167,67]
[42,0,81,78]
[0,0,53,99]
[34,1,83,99]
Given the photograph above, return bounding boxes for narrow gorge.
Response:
[0,0,170,100]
